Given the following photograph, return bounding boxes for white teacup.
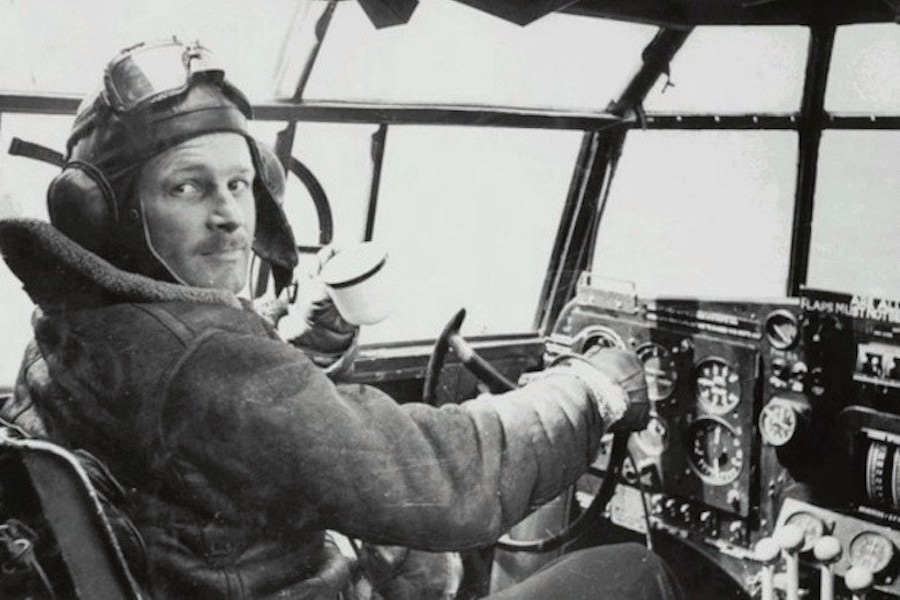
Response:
[320,242,393,326]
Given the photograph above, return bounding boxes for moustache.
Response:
[197,235,250,256]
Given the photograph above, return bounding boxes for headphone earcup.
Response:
[46,162,117,258]
[255,142,286,204]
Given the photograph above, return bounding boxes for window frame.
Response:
[2,19,899,351]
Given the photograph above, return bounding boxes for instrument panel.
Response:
[549,289,775,544]
[550,279,900,596]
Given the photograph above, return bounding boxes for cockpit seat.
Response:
[0,422,143,599]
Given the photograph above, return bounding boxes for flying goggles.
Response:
[102,37,251,116]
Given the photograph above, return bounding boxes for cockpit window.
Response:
[807,131,900,298]
[363,126,580,342]
[591,130,797,298]
[280,122,379,248]
[826,24,900,113]
[303,1,655,110]
[0,0,297,101]
[0,114,71,384]
[643,26,808,114]
[0,114,69,221]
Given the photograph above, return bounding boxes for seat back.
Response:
[0,425,143,599]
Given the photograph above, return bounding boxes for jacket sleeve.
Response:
[160,329,606,551]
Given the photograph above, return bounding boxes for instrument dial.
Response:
[849,531,895,574]
[687,417,744,486]
[759,400,798,447]
[573,325,625,353]
[764,310,800,350]
[637,343,678,402]
[784,511,825,553]
[696,358,741,414]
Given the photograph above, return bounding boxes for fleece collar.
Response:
[0,218,242,312]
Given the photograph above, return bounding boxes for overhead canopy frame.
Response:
[431,0,898,27]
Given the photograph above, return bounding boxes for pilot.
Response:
[0,40,680,599]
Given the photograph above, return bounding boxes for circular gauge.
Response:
[636,343,678,402]
[784,511,825,553]
[631,415,668,457]
[849,531,896,574]
[687,417,744,486]
[572,325,625,353]
[764,310,800,350]
[695,358,741,414]
[759,400,798,447]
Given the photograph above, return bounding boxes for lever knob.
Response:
[775,524,805,600]
[814,536,842,600]
[814,536,842,563]
[844,566,874,600]
[754,537,780,600]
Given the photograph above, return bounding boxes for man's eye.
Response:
[228,178,251,193]
[171,182,200,196]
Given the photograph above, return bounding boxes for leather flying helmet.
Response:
[47,38,298,294]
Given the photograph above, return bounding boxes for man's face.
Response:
[139,132,256,294]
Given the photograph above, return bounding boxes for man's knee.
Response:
[560,543,681,599]
[491,543,682,600]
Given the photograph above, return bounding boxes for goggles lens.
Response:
[105,39,223,112]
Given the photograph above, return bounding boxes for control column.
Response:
[754,537,780,600]
[774,524,804,600]
[844,566,874,600]
[813,536,842,600]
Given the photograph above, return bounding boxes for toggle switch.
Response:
[754,537,780,600]
[813,536,842,600]
[844,566,874,600]
[775,524,805,600]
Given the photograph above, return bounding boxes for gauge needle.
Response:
[767,324,784,345]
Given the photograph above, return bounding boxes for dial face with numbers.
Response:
[687,417,744,485]
[759,401,798,447]
[696,358,741,414]
[849,531,895,574]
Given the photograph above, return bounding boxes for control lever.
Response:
[844,566,874,600]
[813,536,842,600]
[775,524,805,600]
[754,536,780,600]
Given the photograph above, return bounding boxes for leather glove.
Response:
[292,280,359,354]
[555,347,650,433]
[271,247,360,370]
[585,347,650,432]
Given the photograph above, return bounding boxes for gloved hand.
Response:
[274,247,360,370]
[292,279,359,354]
[555,347,650,433]
[582,347,650,433]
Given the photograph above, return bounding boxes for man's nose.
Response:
[208,186,244,233]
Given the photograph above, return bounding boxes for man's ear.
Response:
[47,161,118,258]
